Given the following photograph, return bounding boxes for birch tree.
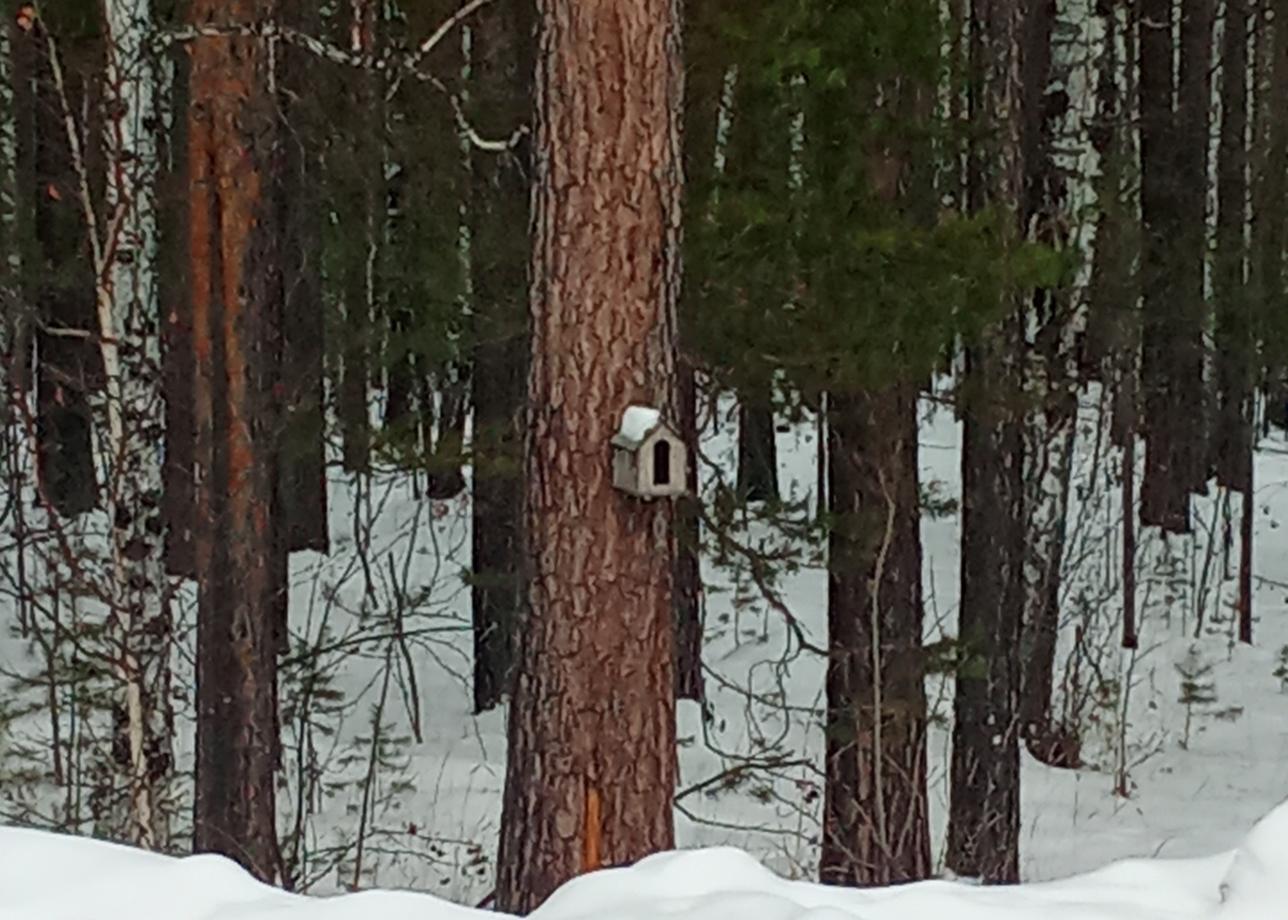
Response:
[25,0,174,848]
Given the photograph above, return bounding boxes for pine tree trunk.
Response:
[494,0,682,907]
[188,0,285,883]
[673,2,730,705]
[1,18,19,374]
[946,0,1025,885]
[1255,0,1288,396]
[737,390,778,502]
[1212,0,1250,490]
[1138,0,1190,531]
[336,1,379,473]
[468,0,533,714]
[821,384,930,885]
[161,33,196,578]
[31,20,99,519]
[1172,0,1214,493]
[673,360,704,702]
[278,0,328,555]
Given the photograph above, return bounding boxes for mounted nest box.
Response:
[611,405,687,500]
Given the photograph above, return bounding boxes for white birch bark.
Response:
[96,0,170,848]
[1019,0,1093,732]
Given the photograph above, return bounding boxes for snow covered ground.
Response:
[3,391,1288,916]
[2,801,1286,919]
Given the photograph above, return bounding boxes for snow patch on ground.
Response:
[4,805,1287,919]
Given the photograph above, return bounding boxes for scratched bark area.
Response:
[187,0,284,885]
[494,0,683,910]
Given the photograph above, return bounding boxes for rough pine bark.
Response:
[188,0,285,884]
[821,384,930,885]
[946,0,1026,884]
[468,0,533,714]
[1212,0,1251,491]
[494,0,683,908]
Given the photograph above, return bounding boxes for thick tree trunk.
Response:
[468,0,533,714]
[494,0,682,908]
[821,384,930,885]
[946,0,1026,885]
[188,0,285,884]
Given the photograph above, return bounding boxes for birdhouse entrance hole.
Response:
[653,440,672,487]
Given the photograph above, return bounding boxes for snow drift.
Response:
[1,802,1284,920]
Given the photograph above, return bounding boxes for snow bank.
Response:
[1217,800,1288,918]
[2,806,1284,920]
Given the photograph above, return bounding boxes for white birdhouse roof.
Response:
[612,405,668,449]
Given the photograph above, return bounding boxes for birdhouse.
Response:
[611,405,687,500]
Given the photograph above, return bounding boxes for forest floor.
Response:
[247,392,1288,900]
[2,392,1287,917]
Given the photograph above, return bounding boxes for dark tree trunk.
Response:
[946,0,1025,885]
[468,0,533,714]
[737,391,779,502]
[673,0,729,705]
[673,360,704,702]
[821,384,930,885]
[161,36,196,577]
[188,0,285,884]
[1172,0,1214,494]
[1255,1,1288,409]
[277,0,329,555]
[1212,0,1251,491]
[1083,1,1128,385]
[1017,0,1079,765]
[494,0,682,907]
[335,1,380,474]
[31,22,100,518]
[1137,0,1190,531]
